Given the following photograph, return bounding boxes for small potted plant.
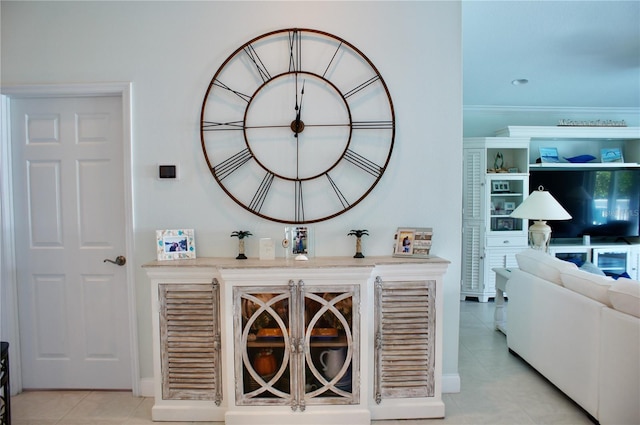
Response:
[230,230,253,259]
[347,229,369,258]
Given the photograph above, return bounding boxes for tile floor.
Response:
[10,300,594,424]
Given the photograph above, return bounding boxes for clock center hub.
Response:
[290,119,305,134]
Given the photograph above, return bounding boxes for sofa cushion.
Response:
[608,278,640,318]
[560,268,614,306]
[516,249,577,285]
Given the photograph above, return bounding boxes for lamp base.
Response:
[528,220,552,252]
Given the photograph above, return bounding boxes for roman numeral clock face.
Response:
[200,28,395,224]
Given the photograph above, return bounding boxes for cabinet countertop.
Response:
[143,255,450,269]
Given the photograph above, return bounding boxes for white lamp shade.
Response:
[510,188,572,220]
[510,187,572,252]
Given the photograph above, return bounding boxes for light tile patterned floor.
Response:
[10,301,593,424]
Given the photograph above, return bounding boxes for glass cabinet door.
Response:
[234,281,359,410]
[488,176,525,233]
[235,286,293,406]
[301,285,359,407]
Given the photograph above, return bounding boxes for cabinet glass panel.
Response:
[489,178,524,232]
[554,252,588,265]
[594,250,629,277]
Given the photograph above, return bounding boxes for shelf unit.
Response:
[462,126,640,300]
[496,126,640,168]
[463,126,640,300]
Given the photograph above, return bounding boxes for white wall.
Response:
[1,1,462,388]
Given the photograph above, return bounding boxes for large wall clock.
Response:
[200,28,395,224]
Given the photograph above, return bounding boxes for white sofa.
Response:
[506,249,640,425]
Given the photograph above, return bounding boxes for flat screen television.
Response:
[529,168,640,240]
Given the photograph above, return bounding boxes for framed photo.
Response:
[492,181,510,193]
[601,148,624,163]
[284,226,312,258]
[393,227,433,258]
[539,147,560,163]
[156,229,196,261]
[496,218,514,231]
[504,201,516,213]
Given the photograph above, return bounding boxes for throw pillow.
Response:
[579,261,606,276]
[516,248,578,285]
[608,278,640,318]
[560,268,614,306]
[614,271,631,280]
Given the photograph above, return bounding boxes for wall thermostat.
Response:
[158,164,177,179]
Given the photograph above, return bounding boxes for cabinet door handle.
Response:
[503,240,510,244]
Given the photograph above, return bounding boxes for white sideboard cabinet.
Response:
[144,256,449,424]
[462,137,530,301]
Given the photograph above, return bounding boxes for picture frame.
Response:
[393,227,433,258]
[156,229,196,261]
[601,148,624,163]
[284,226,312,259]
[504,201,516,213]
[492,181,510,193]
[539,147,560,163]
[496,218,515,231]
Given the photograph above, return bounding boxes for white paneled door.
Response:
[11,96,132,389]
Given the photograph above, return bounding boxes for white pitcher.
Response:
[319,348,346,379]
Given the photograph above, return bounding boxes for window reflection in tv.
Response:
[529,168,640,239]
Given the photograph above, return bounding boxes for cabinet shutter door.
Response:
[159,283,222,402]
[374,279,436,402]
[463,149,484,220]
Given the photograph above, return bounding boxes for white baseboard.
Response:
[139,377,154,397]
[442,373,461,393]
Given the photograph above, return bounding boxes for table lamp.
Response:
[510,186,572,252]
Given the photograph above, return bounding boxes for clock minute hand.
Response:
[298,81,305,119]
[293,81,305,138]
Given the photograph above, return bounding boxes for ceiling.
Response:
[462,1,640,109]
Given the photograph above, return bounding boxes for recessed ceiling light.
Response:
[512,79,529,86]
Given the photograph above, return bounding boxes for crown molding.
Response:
[464,105,640,114]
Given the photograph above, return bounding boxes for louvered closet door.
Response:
[374,278,436,402]
[462,222,483,292]
[463,148,484,220]
[158,283,222,402]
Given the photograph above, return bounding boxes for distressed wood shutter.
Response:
[159,281,222,402]
[374,277,436,403]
